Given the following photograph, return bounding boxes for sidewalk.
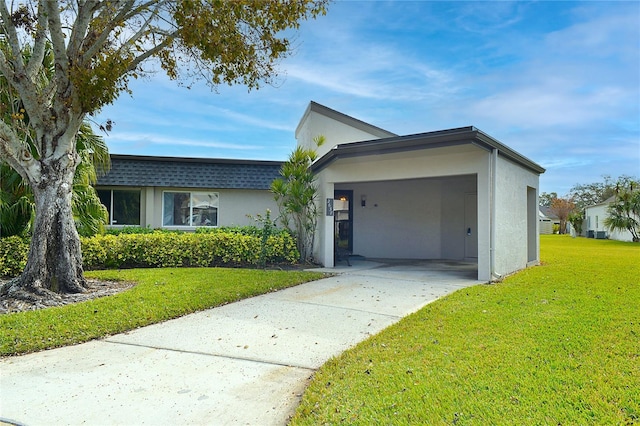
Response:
[0,260,481,425]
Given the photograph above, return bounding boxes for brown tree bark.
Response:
[1,159,87,301]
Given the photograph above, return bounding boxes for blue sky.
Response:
[95,1,640,195]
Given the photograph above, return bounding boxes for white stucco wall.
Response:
[98,186,279,230]
[493,156,540,277]
[147,187,279,229]
[585,203,635,241]
[295,107,392,159]
[337,179,443,259]
[334,176,477,260]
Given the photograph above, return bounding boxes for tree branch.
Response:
[66,0,100,62]
[81,0,161,63]
[0,3,25,70]
[0,49,15,84]
[0,120,39,184]
[44,1,70,88]
[117,2,165,57]
[25,0,49,80]
[125,29,179,73]
[0,4,42,137]
[80,0,133,61]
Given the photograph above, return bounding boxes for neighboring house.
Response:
[539,206,559,234]
[538,206,574,235]
[96,155,282,229]
[584,196,635,242]
[297,102,545,281]
[97,101,546,281]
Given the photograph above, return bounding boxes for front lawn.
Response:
[0,268,324,356]
[290,236,640,425]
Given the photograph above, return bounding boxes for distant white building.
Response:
[584,196,636,242]
[539,206,558,234]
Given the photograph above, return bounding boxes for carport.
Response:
[312,139,493,280]
[333,175,478,262]
[296,102,545,282]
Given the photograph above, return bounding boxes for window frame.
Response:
[97,188,142,226]
[161,190,219,228]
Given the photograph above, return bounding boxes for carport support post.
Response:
[320,181,335,267]
[476,154,492,282]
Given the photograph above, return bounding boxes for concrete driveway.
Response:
[0,260,482,426]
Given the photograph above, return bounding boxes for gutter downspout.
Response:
[490,148,502,281]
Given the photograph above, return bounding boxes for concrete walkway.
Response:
[0,260,482,426]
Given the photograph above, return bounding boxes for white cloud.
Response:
[469,85,631,128]
[105,132,262,151]
[285,50,458,103]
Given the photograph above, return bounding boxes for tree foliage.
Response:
[549,197,576,235]
[539,192,558,207]
[603,184,640,242]
[272,135,324,263]
[567,210,584,235]
[0,0,327,299]
[568,175,637,210]
[0,0,328,180]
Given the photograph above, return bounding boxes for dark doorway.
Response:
[334,190,353,253]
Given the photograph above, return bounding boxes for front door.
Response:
[334,190,353,253]
[464,193,478,259]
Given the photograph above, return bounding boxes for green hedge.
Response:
[0,236,29,277]
[0,231,299,277]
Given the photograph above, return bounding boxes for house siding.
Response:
[585,202,636,242]
[295,103,395,159]
[150,187,278,229]
[97,155,282,230]
[494,155,540,276]
[96,185,279,230]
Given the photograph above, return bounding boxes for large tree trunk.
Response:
[1,158,87,302]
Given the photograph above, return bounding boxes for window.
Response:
[97,189,141,225]
[163,191,218,227]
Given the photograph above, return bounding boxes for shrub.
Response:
[105,226,179,235]
[195,225,292,238]
[0,236,29,277]
[0,231,300,278]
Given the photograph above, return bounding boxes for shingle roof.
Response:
[97,155,283,190]
[539,206,559,220]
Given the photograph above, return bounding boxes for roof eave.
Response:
[311,127,546,175]
[108,153,283,167]
[296,101,398,140]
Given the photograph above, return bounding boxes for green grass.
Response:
[0,268,324,356]
[290,236,640,425]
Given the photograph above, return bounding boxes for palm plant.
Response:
[72,123,111,236]
[0,162,33,237]
[604,185,640,242]
[271,136,324,263]
[0,125,110,238]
